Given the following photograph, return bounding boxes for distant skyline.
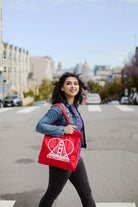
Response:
[3,0,138,69]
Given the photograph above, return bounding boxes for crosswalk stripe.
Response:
[0,105,136,114]
[0,108,11,113]
[0,201,135,207]
[88,105,102,112]
[0,200,16,207]
[16,106,40,113]
[96,203,136,207]
[115,105,134,111]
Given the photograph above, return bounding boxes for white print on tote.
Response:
[47,138,74,162]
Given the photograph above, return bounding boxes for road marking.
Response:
[96,203,136,207]
[16,106,40,113]
[0,108,11,113]
[88,105,102,112]
[0,200,16,207]
[0,201,135,207]
[115,105,134,111]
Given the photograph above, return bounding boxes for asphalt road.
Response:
[0,104,138,207]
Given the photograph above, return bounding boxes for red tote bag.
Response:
[38,104,81,171]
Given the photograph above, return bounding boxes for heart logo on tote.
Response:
[47,138,74,162]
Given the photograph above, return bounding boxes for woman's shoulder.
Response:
[50,103,65,114]
[51,102,65,108]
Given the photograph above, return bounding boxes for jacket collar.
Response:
[63,99,77,108]
[63,99,71,107]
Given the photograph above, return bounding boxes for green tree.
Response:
[87,80,103,93]
[99,86,108,102]
[39,79,54,102]
[107,82,124,100]
[26,89,34,97]
[26,79,54,102]
[26,89,42,101]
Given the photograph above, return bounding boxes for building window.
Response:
[4,51,6,59]
[4,67,6,72]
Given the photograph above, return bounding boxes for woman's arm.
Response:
[35,106,65,137]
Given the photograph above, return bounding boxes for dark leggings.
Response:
[38,157,96,207]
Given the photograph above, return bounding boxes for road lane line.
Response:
[96,203,136,207]
[88,105,102,112]
[0,108,11,113]
[0,200,16,207]
[116,105,134,111]
[16,106,40,113]
[0,201,135,207]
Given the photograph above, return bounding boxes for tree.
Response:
[121,54,138,92]
[26,79,54,102]
[107,82,124,100]
[39,79,54,102]
[26,89,42,102]
[87,80,103,94]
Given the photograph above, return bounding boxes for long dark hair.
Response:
[52,72,88,107]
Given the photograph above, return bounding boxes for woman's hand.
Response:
[64,125,77,134]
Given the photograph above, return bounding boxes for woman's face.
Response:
[61,77,80,99]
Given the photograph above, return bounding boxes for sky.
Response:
[2,0,138,69]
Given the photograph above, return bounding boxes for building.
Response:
[30,56,53,87]
[111,66,122,83]
[94,65,110,76]
[51,59,56,74]
[79,61,93,82]
[74,64,83,74]
[3,43,30,95]
[0,0,3,98]
[96,69,112,77]
[57,62,62,74]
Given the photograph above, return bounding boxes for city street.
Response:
[0,104,138,207]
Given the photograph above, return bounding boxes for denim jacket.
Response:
[35,101,87,148]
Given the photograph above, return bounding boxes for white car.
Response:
[120,96,129,105]
[108,100,120,105]
[85,93,102,105]
[32,100,47,106]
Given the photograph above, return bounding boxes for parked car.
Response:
[3,94,23,107]
[85,93,102,104]
[132,92,138,105]
[120,96,129,105]
[32,100,47,106]
[128,93,134,105]
[108,100,120,105]
[0,97,3,108]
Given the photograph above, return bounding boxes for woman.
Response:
[36,72,96,207]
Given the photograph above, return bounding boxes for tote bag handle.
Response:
[52,104,70,125]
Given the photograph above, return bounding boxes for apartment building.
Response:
[3,43,30,95]
[30,56,53,87]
